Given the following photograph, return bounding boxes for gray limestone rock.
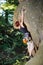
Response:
[13,1,43,64]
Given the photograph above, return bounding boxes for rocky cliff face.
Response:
[13,0,43,65]
[25,40,43,65]
[13,0,43,45]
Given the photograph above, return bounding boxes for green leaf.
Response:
[1,2,17,10]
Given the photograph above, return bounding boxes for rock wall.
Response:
[13,0,43,65]
[25,40,43,65]
[13,0,43,49]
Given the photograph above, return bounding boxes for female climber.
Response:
[15,8,35,59]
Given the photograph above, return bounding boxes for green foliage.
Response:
[7,0,19,5]
[13,60,25,65]
[1,2,17,10]
[0,0,19,28]
[1,0,19,11]
[0,0,28,65]
[0,16,28,65]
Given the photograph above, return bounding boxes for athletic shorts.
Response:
[27,41,34,52]
[23,33,29,39]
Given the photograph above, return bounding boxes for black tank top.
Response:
[20,27,28,33]
[20,27,32,39]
